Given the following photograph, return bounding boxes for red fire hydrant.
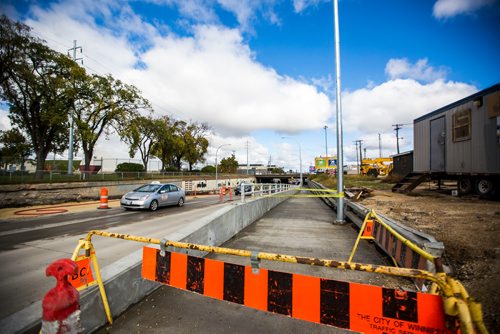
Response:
[42,259,81,334]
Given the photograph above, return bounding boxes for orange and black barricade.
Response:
[142,246,453,333]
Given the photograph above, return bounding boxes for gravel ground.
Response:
[359,188,500,332]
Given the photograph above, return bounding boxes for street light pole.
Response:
[215,144,230,191]
[333,0,345,224]
[282,137,303,187]
[324,125,328,158]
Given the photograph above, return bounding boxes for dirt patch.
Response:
[360,188,500,331]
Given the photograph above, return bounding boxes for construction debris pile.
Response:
[345,187,374,200]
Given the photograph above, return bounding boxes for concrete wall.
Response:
[0,177,255,208]
[0,190,292,333]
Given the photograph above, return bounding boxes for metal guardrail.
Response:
[307,180,445,263]
[239,183,297,202]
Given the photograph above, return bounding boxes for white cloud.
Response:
[292,0,328,13]
[385,58,447,82]
[148,0,281,31]
[15,0,332,164]
[127,24,332,134]
[433,0,497,19]
[341,78,477,154]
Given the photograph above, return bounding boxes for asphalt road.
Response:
[0,195,230,319]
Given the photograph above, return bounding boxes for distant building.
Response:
[237,164,279,175]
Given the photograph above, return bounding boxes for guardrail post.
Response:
[251,184,255,198]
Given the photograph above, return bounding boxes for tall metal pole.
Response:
[324,125,328,158]
[359,140,363,163]
[378,133,382,158]
[299,143,302,187]
[246,140,249,175]
[67,40,82,175]
[215,144,230,190]
[333,0,345,223]
[354,141,359,174]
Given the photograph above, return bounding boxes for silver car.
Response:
[120,182,186,211]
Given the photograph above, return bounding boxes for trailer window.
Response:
[453,109,471,142]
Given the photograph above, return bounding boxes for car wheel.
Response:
[149,200,159,211]
[124,207,132,211]
[177,197,184,207]
[475,179,495,197]
[457,178,473,195]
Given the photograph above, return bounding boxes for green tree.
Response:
[115,162,144,172]
[151,116,178,171]
[269,167,285,174]
[201,165,216,173]
[150,118,210,171]
[73,73,149,172]
[0,16,79,179]
[0,129,32,170]
[121,116,161,171]
[183,122,209,171]
[219,154,239,173]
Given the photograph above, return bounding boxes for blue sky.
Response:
[1,0,499,171]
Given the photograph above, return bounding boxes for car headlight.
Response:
[139,194,150,200]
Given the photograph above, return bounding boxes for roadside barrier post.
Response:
[42,259,81,334]
[98,187,110,209]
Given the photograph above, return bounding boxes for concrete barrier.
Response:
[0,190,292,333]
[0,177,255,208]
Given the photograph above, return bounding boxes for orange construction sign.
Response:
[142,246,456,333]
[68,256,95,290]
[362,219,374,237]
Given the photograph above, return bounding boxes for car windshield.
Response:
[134,184,162,192]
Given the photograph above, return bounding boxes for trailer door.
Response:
[430,116,446,172]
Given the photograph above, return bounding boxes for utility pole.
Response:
[354,141,359,174]
[363,148,367,160]
[67,40,82,175]
[246,140,249,175]
[378,133,382,158]
[324,125,328,158]
[358,140,363,165]
[392,124,403,154]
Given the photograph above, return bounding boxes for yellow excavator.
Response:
[360,157,393,177]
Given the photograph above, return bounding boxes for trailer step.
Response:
[392,173,430,193]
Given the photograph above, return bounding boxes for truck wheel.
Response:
[457,178,473,195]
[367,169,378,177]
[475,179,495,197]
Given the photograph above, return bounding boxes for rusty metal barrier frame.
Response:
[71,239,113,325]
[74,230,487,334]
[348,209,439,266]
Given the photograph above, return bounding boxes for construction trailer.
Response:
[395,83,500,196]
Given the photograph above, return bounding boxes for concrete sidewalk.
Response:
[97,195,411,333]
